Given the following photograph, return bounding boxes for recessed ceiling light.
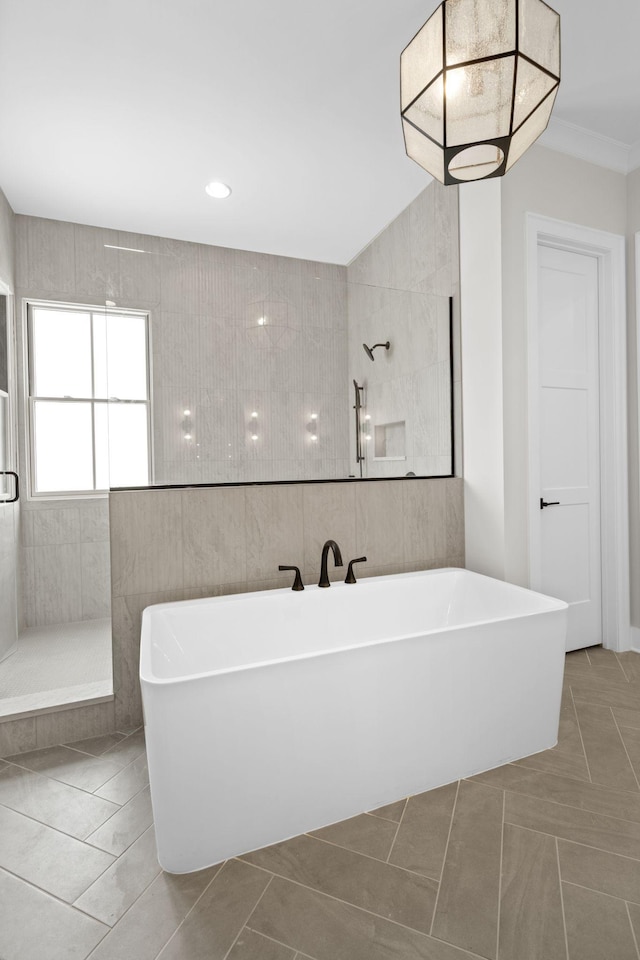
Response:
[205,181,232,199]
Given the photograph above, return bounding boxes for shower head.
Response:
[362,341,390,361]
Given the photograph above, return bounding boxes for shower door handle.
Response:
[0,471,19,503]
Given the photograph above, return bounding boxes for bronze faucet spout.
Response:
[318,540,343,588]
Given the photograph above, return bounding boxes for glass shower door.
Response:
[0,291,18,662]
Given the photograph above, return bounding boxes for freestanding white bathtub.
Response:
[140,568,567,873]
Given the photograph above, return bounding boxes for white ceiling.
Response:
[0,0,638,265]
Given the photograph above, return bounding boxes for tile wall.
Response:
[13,216,354,626]
[20,498,110,628]
[0,700,117,758]
[4,187,464,750]
[109,477,464,730]
[14,215,350,488]
[347,180,462,478]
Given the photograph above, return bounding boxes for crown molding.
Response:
[539,116,638,175]
[629,141,640,174]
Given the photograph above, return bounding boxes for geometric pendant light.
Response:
[401,0,560,185]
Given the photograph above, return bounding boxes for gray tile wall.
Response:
[110,477,465,730]
[20,498,110,628]
[347,180,462,478]
[9,198,464,750]
[0,701,116,757]
[13,215,352,626]
[14,215,351,489]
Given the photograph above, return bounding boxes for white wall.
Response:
[500,146,628,589]
[459,179,506,578]
[627,167,640,632]
[0,190,14,289]
[459,146,634,608]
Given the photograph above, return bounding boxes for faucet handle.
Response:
[278,565,304,591]
[345,557,367,584]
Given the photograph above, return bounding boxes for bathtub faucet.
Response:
[318,540,343,588]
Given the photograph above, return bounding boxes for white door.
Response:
[533,244,601,652]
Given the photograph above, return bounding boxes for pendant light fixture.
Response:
[400,0,560,185]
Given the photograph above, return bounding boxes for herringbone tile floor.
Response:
[0,647,639,960]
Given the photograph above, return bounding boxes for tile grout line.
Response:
[63,726,140,760]
[139,860,226,960]
[245,924,306,956]
[0,795,119,849]
[611,708,640,793]
[510,756,591,787]
[0,858,110,912]
[82,784,151,846]
[304,831,440,881]
[0,758,128,799]
[366,806,405,824]
[502,819,640,865]
[221,874,275,960]
[561,878,640,905]
[615,652,634,684]
[464,772,640,828]
[70,824,160,921]
[244,926,319,960]
[626,901,640,960]
[555,837,570,960]
[2,743,147,802]
[238,855,487,957]
[385,792,409,864]
[495,788,505,960]
[569,681,640,706]
[563,665,630,683]
[569,687,593,783]
[63,743,123,762]
[429,778,460,937]
[91,753,149,800]
[81,859,221,960]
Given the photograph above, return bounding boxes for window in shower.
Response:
[26,302,151,496]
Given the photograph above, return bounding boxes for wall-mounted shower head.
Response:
[363,341,390,361]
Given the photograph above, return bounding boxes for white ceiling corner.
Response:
[629,141,640,175]
[539,117,636,176]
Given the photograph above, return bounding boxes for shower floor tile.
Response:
[0,619,112,719]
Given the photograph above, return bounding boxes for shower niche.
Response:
[373,421,406,461]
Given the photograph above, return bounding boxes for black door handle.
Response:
[0,471,18,504]
[540,498,560,510]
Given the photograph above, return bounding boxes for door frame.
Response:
[634,233,640,654]
[526,214,629,652]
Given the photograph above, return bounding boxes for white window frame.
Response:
[24,299,153,500]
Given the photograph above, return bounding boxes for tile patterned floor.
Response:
[1,647,639,960]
